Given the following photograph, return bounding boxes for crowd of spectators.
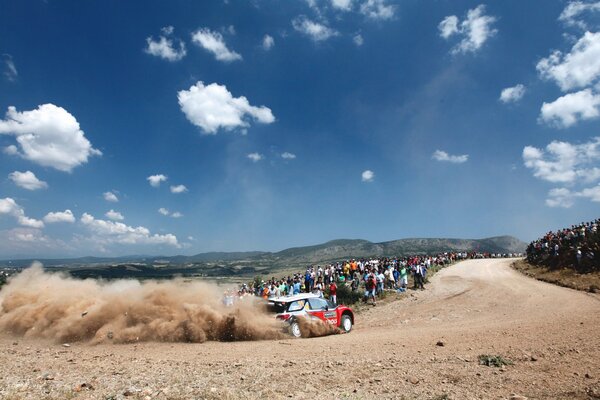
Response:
[526,218,599,271]
[235,251,517,305]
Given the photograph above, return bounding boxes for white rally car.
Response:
[267,293,354,338]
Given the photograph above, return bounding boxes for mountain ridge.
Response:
[0,235,526,268]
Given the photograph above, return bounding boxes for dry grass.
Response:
[512,259,600,293]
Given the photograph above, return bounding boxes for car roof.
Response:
[268,293,321,303]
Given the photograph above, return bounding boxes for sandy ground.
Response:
[1,258,599,400]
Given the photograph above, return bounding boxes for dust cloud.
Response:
[0,264,286,344]
[297,316,340,338]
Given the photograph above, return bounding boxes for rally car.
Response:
[267,293,354,338]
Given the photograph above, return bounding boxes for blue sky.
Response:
[1,0,599,258]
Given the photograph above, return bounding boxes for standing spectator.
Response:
[329,281,337,304]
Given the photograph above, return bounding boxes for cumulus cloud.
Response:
[158,207,170,216]
[559,1,600,29]
[8,170,48,190]
[361,170,374,182]
[360,0,395,20]
[80,213,179,247]
[292,16,339,42]
[147,174,168,187]
[353,34,364,46]
[262,34,275,50]
[281,152,296,160]
[105,209,124,221]
[0,104,101,172]
[545,185,600,208]
[539,88,600,128]
[170,184,188,194]
[171,211,183,218]
[546,188,575,208]
[43,210,75,224]
[537,31,600,92]
[178,81,275,134]
[522,137,600,184]
[439,15,459,39]
[499,84,526,103]
[332,0,353,11]
[0,197,44,229]
[3,54,18,82]
[247,152,264,162]
[432,150,469,163]
[439,5,497,54]
[103,191,119,203]
[191,28,242,62]
[145,26,187,62]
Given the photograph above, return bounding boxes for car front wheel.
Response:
[340,314,352,333]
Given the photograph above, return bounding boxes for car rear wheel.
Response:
[289,320,301,338]
[340,314,352,333]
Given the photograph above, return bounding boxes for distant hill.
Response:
[0,236,526,272]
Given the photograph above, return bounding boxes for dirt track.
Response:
[1,258,599,399]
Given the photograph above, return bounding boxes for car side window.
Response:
[308,298,328,310]
[287,300,305,312]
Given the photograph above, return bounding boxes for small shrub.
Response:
[331,283,364,305]
[478,354,513,367]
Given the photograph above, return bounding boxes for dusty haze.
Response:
[0,264,286,344]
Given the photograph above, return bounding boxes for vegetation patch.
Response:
[478,354,513,368]
[512,259,600,293]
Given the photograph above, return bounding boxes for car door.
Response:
[307,298,337,325]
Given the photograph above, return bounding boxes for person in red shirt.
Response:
[329,281,337,304]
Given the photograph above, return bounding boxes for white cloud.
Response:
[281,152,296,160]
[537,31,600,91]
[360,0,395,20]
[0,104,101,172]
[438,15,459,39]
[147,174,168,187]
[145,26,187,62]
[262,34,275,50]
[499,84,526,103]
[178,81,275,134]
[332,0,353,11]
[171,211,183,218]
[247,152,264,162]
[439,5,497,54]
[432,150,469,163]
[546,188,575,208]
[3,54,18,82]
[170,184,188,194]
[0,197,44,229]
[579,184,600,201]
[103,191,119,202]
[8,170,48,190]
[292,16,339,42]
[545,185,600,207]
[353,34,364,46]
[80,213,179,247]
[522,137,600,184]
[361,170,374,182]
[559,1,600,29]
[158,207,170,216]
[191,28,242,62]
[539,88,600,128]
[3,145,18,155]
[105,209,124,221]
[43,209,75,224]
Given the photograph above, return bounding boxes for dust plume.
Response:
[0,264,286,344]
[297,316,340,338]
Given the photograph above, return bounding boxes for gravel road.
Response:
[1,258,599,399]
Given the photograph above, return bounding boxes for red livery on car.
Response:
[268,293,354,337]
